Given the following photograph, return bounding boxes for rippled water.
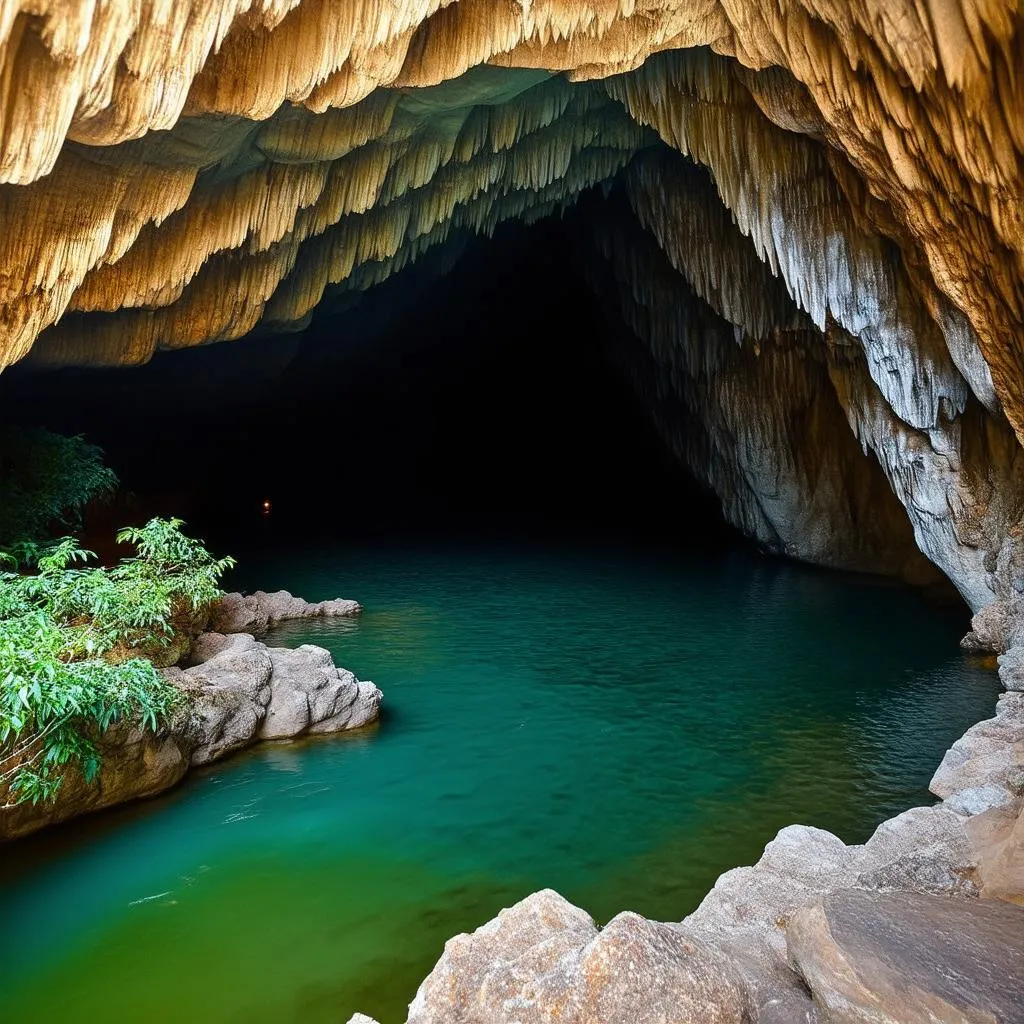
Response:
[1,540,1000,1023]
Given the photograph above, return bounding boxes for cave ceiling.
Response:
[1,0,1023,608]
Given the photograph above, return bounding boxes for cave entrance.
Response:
[0,175,1005,1024]
[0,197,731,555]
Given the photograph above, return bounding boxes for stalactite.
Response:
[0,0,1022,602]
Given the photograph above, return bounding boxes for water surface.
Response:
[1,540,1000,1023]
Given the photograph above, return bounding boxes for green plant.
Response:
[0,519,235,806]
[0,427,117,549]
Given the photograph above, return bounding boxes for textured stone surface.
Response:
[966,800,1024,904]
[930,690,1024,816]
[406,889,746,1024]
[788,890,1024,1024]
[0,7,1022,606]
[209,589,362,637]
[0,723,190,842]
[1,630,380,841]
[260,643,380,739]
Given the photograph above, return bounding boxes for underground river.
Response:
[0,537,1001,1023]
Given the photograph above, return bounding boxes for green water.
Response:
[1,540,1001,1023]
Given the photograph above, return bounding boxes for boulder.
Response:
[171,632,274,764]
[787,889,1024,1023]
[998,645,1024,690]
[852,805,980,895]
[209,589,362,637]
[405,889,746,1024]
[962,597,1024,655]
[965,799,1024,903]
[259,644,381,740]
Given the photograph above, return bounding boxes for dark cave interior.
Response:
[0,198,732,555]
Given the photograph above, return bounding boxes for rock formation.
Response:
[0,1,1022,608]
[3,8,1024,1015]
[209,589,363,637]
[346,688,1024,1022]
[0,598,380,842]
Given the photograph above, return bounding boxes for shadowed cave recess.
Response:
[0,17,1022,610]
[3,6,1024,1022]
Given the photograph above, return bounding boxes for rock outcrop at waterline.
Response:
[2,1,1023,609]
[0,595,379,842]
[344,682,1024,1022]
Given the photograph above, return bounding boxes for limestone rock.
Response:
[998,645,1024,691]
[1,631,380,841]
[965,800,1024,903]
[0,723,190,842]
[0,4,1023,609]
[259,644,381,739]
[209,589,362,637]
[930,691,1024,816]
[406,889,746,1024]
[852,805,979,896]
[787,890,1024,1024]
[172,632,274,765]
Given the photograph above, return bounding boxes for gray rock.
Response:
[852,805,979,895]
[406,889,746,1024]
[259,644,381,740]
[998,644,1024,690]
[173,632,273,764]
[345,1016,381,1024]
[209,589,362,637]
[2,631,381,840]
[208,591,270,636]
[930,690,1024,815]
[946,784,1016,816]
[787,889,1024,1024]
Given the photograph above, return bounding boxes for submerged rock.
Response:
[209,589,362,638]
[787,890,1024,1024]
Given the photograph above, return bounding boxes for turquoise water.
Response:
[1,540,1001,1023]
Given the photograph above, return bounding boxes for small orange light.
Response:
[261,499,272,515]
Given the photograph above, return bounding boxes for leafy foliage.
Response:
[0,519,235,806]
[0,428,117,549]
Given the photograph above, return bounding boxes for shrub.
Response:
[0,428,117,548]
[0,519,235,805]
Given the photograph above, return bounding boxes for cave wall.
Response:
[1,1,1022,608]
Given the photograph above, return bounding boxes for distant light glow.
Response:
[262,499,273,516]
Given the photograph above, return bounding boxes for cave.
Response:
[1,7,1023,1024]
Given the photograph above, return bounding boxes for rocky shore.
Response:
[346,605,1024,1024]
[0,590,378,842]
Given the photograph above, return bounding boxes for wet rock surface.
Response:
[788,889,1024,1024]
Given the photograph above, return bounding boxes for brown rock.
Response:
[0,723,189,842]
[788,890,1024,1024]
[406,889,746,1024]
[966,800,1024,904]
